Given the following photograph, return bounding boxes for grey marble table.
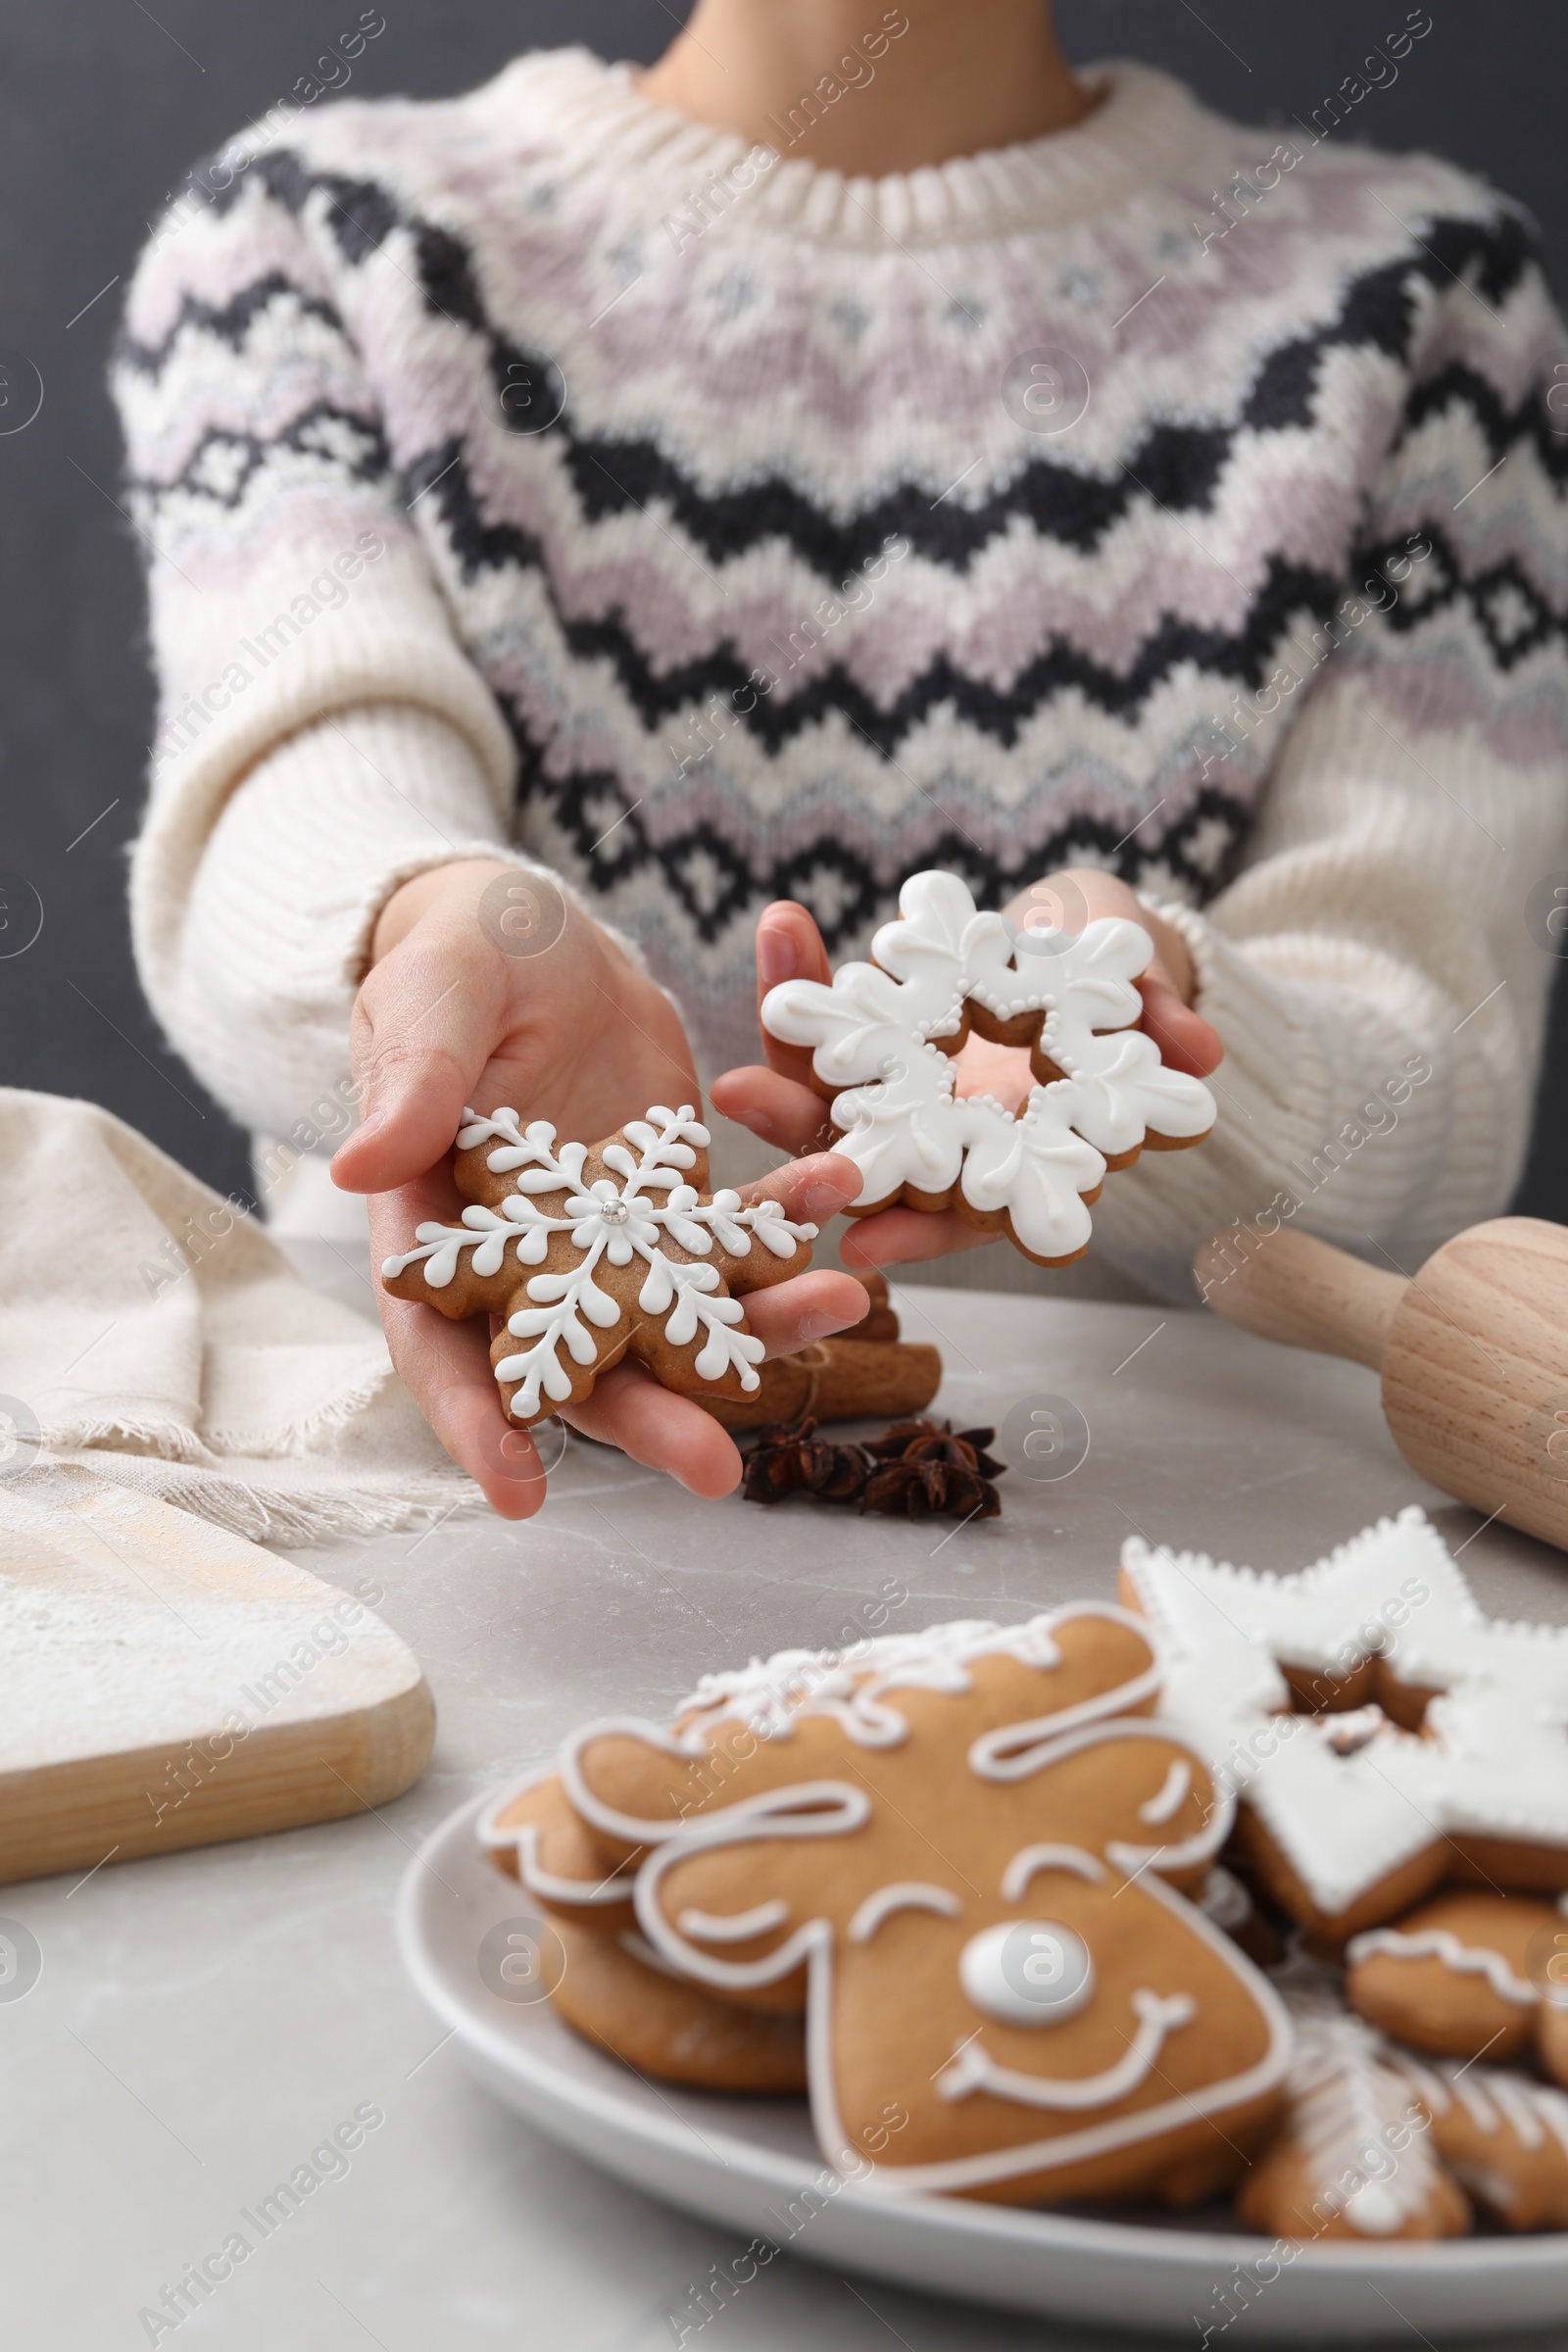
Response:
[7,1268,1567,2352]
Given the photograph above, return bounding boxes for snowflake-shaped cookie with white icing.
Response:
[760,870,1215,1265]
[380,1105,815,1426]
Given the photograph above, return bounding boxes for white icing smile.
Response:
[936,1989,1197,2109]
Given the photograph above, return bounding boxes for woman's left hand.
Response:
[709,869,1224,1271]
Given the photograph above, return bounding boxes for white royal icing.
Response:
[760,870,1214,1257]
[671,1603,1162,1751]
[848,1883,964,1943]
[976,1716,1231,1882]
[1392,2052,1568,2160]
[1121,1508,1568,1919]
[475,1767,634,1910]
[1265,1984,1444,2236]
[955,1919,1099,2030]
[937,1989,1194,2104]
[563,1609,1226,1865]
[381,1103,813,1417]
[675,1899,791,1944]
[1139,1758,1194,1823]
[1346,1926,1540,2007]
[1001,1845,1108,1900]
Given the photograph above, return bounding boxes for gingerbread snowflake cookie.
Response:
[760,870,1215,1265]
[380,1104,814,1426]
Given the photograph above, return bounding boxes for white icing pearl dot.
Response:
[599,1199,631,1225]
[959,1920,1095,2026]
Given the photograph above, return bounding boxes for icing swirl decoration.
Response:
[1347,1926,1541,2007]
[380,1103,815,1426]
[760,869,1215,1265]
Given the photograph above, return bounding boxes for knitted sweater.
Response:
[114,46,1568,1297]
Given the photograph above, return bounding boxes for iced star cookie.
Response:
[760,870,1214,1266]
[1347,1891,1558,2062]
[544,1608,1290,2206]
[1120,1508,1568,1939]
[381,1104,814,1426]
[1238,1983,1469,2242]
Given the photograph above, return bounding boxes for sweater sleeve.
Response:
[1092,256,1568,1303]
[112,148,519,1131]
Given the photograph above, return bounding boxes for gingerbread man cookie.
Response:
[1120,1508,1568,1938]
[534,1607,1290,2204]
[760,870,1215,1266]
[381,1104,814,1426]
[1347,1891,1558,2063]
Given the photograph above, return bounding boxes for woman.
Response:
[115,1,1568,1513]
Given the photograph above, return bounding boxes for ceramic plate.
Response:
[397,1795,1568,2343]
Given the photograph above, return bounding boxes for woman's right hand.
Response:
[331,860,866,1516]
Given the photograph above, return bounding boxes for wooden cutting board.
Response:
[0,1464,435,1886]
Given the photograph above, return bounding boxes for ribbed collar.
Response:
[484,46,1240,248]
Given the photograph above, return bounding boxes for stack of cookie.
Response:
[479,1508,1568,2235]
[482,1602,1298,2210]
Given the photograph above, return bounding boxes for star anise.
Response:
[740,1415,1003,1521]
[859,1418,1004,1523]
[740,1418,873,1506]
[861,1418,1005,1479]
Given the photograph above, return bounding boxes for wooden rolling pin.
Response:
[1193,1216,1568,1553]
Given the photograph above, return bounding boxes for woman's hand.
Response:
[331,859,868,1515]
[709,868,1224,1272]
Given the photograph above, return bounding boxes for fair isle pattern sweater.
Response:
[114,50,1568,1296]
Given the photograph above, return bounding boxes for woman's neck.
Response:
[635,1,1097,177]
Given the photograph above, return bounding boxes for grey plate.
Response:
[396,1793,1568,2343]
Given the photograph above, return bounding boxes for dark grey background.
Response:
[1,1,1563,1213]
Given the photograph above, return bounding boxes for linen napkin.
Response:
[0,1088,481,1543]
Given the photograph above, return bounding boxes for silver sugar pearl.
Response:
[599,1198,631,1225]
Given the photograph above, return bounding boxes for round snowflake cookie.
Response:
[380,1104,815,1427]
[760,870,1216,1265]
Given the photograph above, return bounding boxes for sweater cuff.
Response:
[1144,895,1315,1121]
[163,704,652,1139]
[1094,895,1463,1300]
